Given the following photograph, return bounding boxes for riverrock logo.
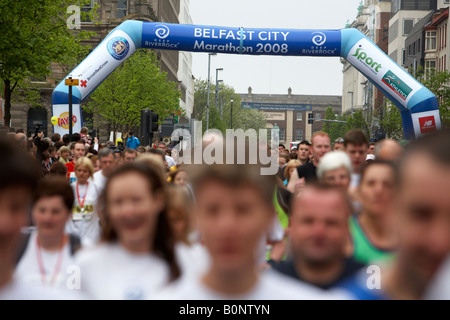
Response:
[107,37,129,60]
[58,112,77,129]
[419,116,436,134]
[155,25,170,39]
[312,32,326,46]
[382,70,413,101]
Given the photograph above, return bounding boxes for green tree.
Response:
[193,79,267,135]
[322,107,347,143]
[84,49,181,136]
[346,110,371,138]
[0,0,96,127]
[377,102,404,140]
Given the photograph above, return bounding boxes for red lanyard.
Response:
[76,182,89,210]
[36,235,66,286]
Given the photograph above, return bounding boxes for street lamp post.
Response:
[215,68,223,117]
[206,53,217,130]
[230,97,233,129]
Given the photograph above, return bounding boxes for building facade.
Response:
[341,0,391,138]
[11,0,181,137]
[240,87,341,145]
[177,0,195,119]
[388,0,437,67]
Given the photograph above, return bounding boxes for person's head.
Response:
[15,132,27,149]
[278,152,290,168]
[375,139,404,162]
[0,139,39,259]
[98,147,116,176]
[333,138,344,151]
[278,144,286,154]
[311,132,331,165]
[297,140,311,163]
[59,146,70,161]
[62,134,71,146]
[343,129,369,174]
[51,133,61,144]
[49,161,68,178]
[189,162,276,274]
[394,129,450,292]
[73,141,86,161]
[75,157,94,184]
[284,160,302,182]
[170,169,189,187]
[317,151,352,191]
[368,142,376,155]
[32,176,74,240]
[80,127,89,136]
[157,142,167,152]
[122,148,137,163]
[88,155,100,173]
[100,162,180,280]
[358,160,397,218]
[166,185,194,245]
[129,131,134,137]
[288,184,351,266]
[148,148,168,171]
[135,153,166,175]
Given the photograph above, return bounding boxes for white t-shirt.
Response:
[93,170,107,194]
[152,268,345,300]
[14,231,77,290]
[74,242,173,300]
[165,155,176,168]
[66,182,100,247]
[0,276,86,300]
[350,173,361,188]
[175,242,210,277]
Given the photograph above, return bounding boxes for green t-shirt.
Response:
[349,215,396,265]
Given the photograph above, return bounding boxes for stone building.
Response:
[240,87,342,145]
[10,0,181,138]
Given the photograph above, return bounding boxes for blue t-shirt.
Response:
[127,136,140,149]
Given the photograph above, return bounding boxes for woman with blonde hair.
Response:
[65,157,100,247]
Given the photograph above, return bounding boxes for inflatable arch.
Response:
[52,20,441,140]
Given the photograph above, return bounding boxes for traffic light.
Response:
[140,109,159,146]
[149,110,159,132]
[308,113,314,124]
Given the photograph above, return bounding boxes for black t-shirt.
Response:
[269,258,366,290]
[296,162,317,183]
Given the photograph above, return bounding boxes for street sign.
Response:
[65,78,79,86]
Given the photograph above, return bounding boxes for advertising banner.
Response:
[142,23,341,57]
[411,110,442,138]
[52,104,82,135]
[346,38,423,108]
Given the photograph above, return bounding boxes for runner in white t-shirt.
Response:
[15,177,82,291]
[65,157,100,247]
[152,161,345,300]
[74,162,182,299]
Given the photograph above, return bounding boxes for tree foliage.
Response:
[193,79,267,135]
[0,0,97,126]
[84,49,181,135]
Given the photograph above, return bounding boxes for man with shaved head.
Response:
[375,139,404,162]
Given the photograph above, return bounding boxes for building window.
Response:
[426,31,437,50]
[81,0,95,23]
[279,128,286,142]
[117,0,128,18]
[403,19,414,36]
[295,129,303,141]
[296,112,303,121]
[425,60,436,79]
[402,49,406,65]
[315,113,322,120]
